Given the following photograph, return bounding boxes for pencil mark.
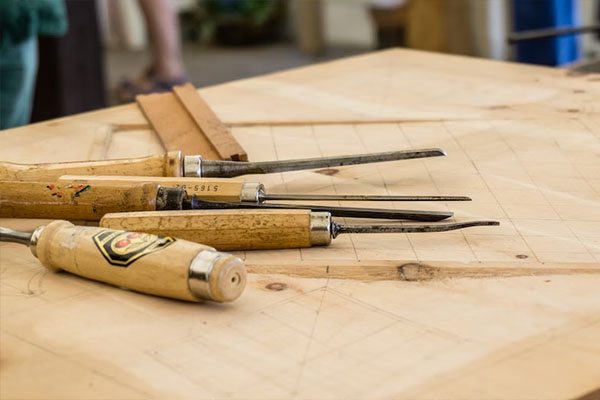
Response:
[293,283,329,396]
[4,331,152,397]
[26,269,47,296]
[326,286,464,341]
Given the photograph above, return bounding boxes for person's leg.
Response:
[0,38,39,129]
[138,0,186,81]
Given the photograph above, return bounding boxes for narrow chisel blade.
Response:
[200,148,446,177]
[187,197,453,222]
[261,193,471,202]
[332,221,500,237]
[0,227,32,245]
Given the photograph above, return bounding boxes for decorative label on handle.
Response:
[92,230,175,267]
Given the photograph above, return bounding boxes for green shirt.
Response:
[0,0,68,48]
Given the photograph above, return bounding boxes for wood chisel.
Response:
[0,148,445,181]
[0,181,453,222]
[99,209,500,251]
[0,221,246,302]
[58,175,472,203]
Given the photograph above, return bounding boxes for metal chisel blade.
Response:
[199,148,446,177]
[187,197,453,222]
[0,227,32,245]
[333,221,500,237]
[261,193,471,202]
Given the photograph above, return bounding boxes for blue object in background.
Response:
[513,0,581,66]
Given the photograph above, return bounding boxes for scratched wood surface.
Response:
[1,49,599,399]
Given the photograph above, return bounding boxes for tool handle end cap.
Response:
[210,255,247,302]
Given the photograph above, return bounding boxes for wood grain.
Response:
[0,151,181,181]
[1,49,599,399]
[137,84,246,161]
[245,260,600,281]
[172,83,247,161]
[99,209,317,250]
[0,181,160,220]
[59,175,246,202]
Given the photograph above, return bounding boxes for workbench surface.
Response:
[1,49,599,399]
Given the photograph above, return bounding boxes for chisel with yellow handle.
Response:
[99,209,499,251]
[58,175,472,203]
[0,148,445,181]
[0,221,246,302]
[0,181,454,222]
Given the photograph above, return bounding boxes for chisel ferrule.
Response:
[29,226,45,258]
[188,249,246,302]
[183,155,203,177]
[241,182,265,203]
[156,187,187,210]
[309,212,333,246]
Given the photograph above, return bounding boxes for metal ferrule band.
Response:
[188,249,225,301]
[240,182,264,203]
[309,212,332,246]
[29,226,45,258]
[183,155,203,177]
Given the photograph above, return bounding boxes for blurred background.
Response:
[2,0,599,127]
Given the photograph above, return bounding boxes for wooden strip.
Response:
[137,91,221,159]
[136,85,247,161]
[173,83,247,161]
[246,261,600,281]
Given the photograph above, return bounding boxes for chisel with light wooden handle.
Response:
[0,148,445,180]
[99,209,499,251]
[0,181,454,222]
[59,175,472,203]
[0,221,246,302]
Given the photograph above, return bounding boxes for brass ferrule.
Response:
[309,212,332,246]
[183,155,203,177]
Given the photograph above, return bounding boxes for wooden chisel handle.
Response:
[59,175,249,202]
[0,151,182,181]
[31,220,246,302]
[0,181,162,220]
[100,209,333,250]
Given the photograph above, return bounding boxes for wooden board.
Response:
[1,49,599,399]
[137,83,247,160]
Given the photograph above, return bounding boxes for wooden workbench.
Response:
[1,49,599,399]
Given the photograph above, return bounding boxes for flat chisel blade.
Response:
[187,197,453,222]
[199,148,446,177]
